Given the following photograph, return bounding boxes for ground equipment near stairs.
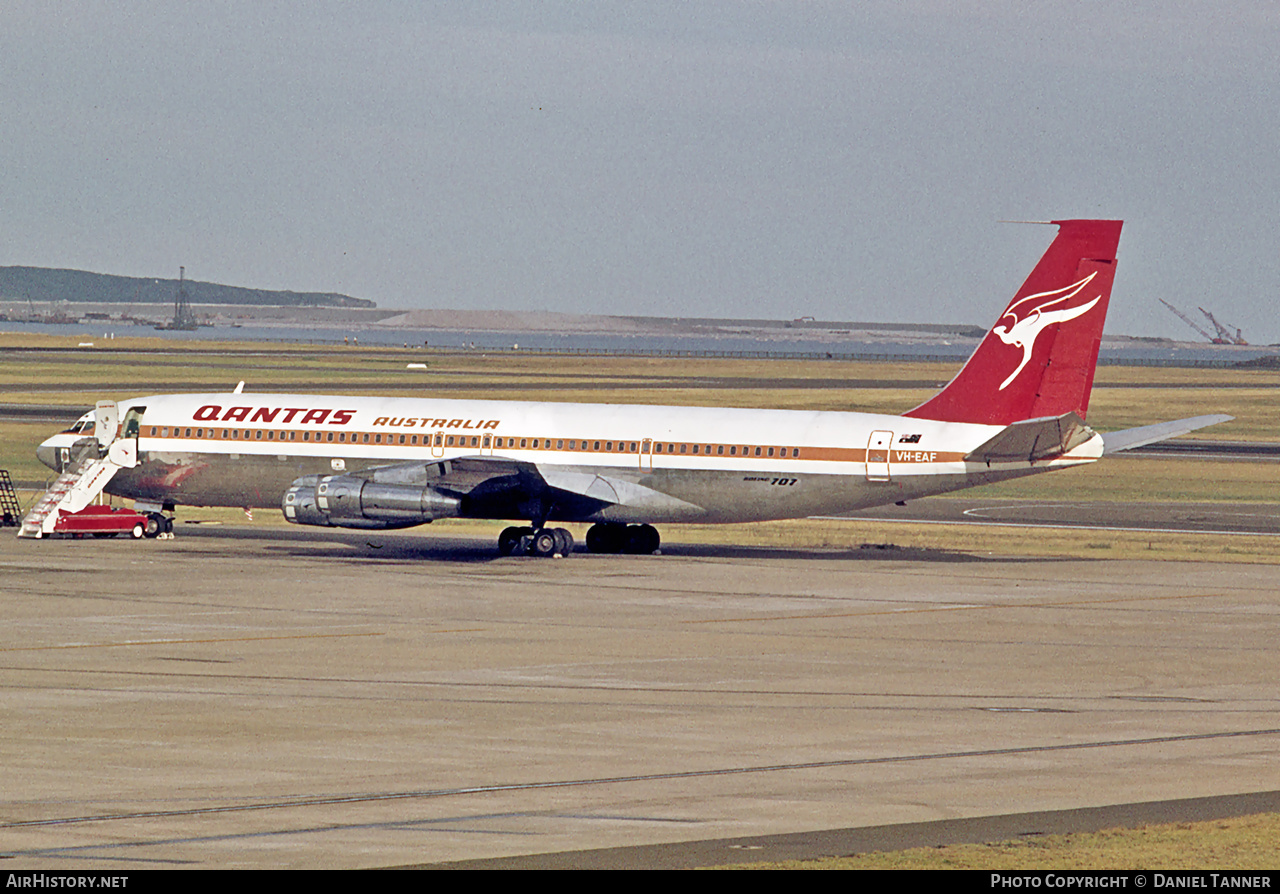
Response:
[0,470,23,527]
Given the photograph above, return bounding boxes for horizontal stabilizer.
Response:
[965,412,1096,465]
[1101,414,1233,455]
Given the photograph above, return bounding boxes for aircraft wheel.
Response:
[641,524,660,553]
[530,528,559,557]
[143,513,164,539]
[131,523,145,539]
[498,526,529,556]
[624,524,660,554]
[552,527,574,556]
[586,523,624,553]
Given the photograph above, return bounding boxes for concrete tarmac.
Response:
[2,525,1278,869]
[844,497,1280,536]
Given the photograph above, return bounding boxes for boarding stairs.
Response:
[17,401,138,539]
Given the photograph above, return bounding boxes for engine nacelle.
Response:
[282,474,461,529]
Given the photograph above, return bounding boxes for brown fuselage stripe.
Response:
[139,426,966,465]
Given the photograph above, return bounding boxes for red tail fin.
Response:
[905,219,1123,425]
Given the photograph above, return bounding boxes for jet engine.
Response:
[282,474,461,529]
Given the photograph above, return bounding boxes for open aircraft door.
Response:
[866,430,893,481]
[93,400,119,448]
[111,404,144,468]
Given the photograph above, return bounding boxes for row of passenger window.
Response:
[145,426,801,458]
[150,426,448,445]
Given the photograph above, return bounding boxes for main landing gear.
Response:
[585,522,660,555]
[498,525,575,558]
[496,523,662,557]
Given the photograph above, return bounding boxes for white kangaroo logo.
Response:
[992,273,1100,391]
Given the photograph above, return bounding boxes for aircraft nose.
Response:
[36,440,59,472]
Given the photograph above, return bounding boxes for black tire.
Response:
[585,523,624,553]
[143,514,163,539]
[552,528,574,556]
[640,524,660,553]
[624,524,660,554]
[498,526,523,556]
[131,523,145,539]
[531,529,559,557]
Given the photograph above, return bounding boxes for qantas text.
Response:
[193,405,356,425]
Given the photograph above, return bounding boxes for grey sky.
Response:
[3,2,1277,340]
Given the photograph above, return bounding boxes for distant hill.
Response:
[0,266,375,308]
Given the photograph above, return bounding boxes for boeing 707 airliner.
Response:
[32,220,1228,555]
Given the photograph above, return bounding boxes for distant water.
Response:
[2,320,1275,365]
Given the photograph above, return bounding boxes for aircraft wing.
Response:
[354,455,702,521]
[1100,414,1234,455]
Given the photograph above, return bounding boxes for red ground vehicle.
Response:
[52,505,147,539]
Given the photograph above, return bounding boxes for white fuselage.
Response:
[39,392,1103,524]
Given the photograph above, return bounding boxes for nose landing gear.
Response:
[143,512,175,540]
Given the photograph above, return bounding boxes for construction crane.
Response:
[1159,298,1220,342]
[1199,307,1248,345]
